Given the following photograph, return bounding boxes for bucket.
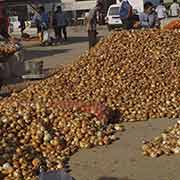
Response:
[25,61,43,74]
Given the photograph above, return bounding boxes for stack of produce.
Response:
[0,29,180,179]
[164,19,180,30]
[142,121,180,158]
[47,100,109,125]
[0,42,17,55]
[43,29,179,122]
[0,101,121,179]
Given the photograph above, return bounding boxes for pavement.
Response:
[22,26,108,69]
[4,26,180,180]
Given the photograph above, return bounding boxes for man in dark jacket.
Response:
[55,6,68,41]
[119,0,133,29]
[18,16,26,37]
[86,1,103,49]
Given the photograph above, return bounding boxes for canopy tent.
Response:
[0,0,61,15]
[0,0,60,10]
[0,0,60,4]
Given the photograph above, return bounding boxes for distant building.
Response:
[61,0,116,17]
[3,0,117,24]
[61,0,96,11]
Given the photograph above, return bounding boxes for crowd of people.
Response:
[33,6,68,45]
[86,0,180,49]
[119,0,180,30]
[1,0,180,48]
[5,0,179,48]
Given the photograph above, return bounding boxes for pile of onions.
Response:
[163,19,180,30]
[0,100,123,179]
[0,42,17,55]
[142,121,180,158]
[47,100,109,125]
[0,29,180,178]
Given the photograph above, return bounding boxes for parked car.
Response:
[105,4,122,31]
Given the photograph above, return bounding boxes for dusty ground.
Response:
[70,118,180,180]
[2,27,180,180]
[23,26,108,68]
[24,29,92,68]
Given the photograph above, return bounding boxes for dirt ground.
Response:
[70,118,180,180]
[23,26,108,69]
[3,27,180,180]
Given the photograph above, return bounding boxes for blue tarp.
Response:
[39,170,75,180]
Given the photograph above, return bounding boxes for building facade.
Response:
[61,0,96,11]
[61,0,96,20]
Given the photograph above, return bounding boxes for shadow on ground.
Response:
[0,67,56,99]
[23,34,104,60]
[64,35,103,45]
[22,36,89,49]
[98,177,134,180]
[25,48,71,60]
[65,36,88,44]
[0,77,34,98]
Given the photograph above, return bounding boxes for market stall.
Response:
[0,0,60,88]
[0,34,24,86]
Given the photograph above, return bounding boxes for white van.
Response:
[105,4,122,31]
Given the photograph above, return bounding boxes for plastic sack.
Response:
[39,170,75,180]
[163,19,180,30]
[43,31,49,42]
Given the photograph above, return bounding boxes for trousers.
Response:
[56,26,67,40]
[88,30,97,49]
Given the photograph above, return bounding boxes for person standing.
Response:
[134,2,158,29]
[53,9,58,41]
[55,6,68,42]
[155,0,167,27]
[34,7,49,44]
[18,16,26,37]
[33,12,40,38]
[170,0,180,17]
[119,0,133,29]
[39,6,49,44]
[86,1,102,49]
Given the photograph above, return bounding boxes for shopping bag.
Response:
[43,31,49,42]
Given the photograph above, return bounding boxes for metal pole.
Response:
[27,2,39,14]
